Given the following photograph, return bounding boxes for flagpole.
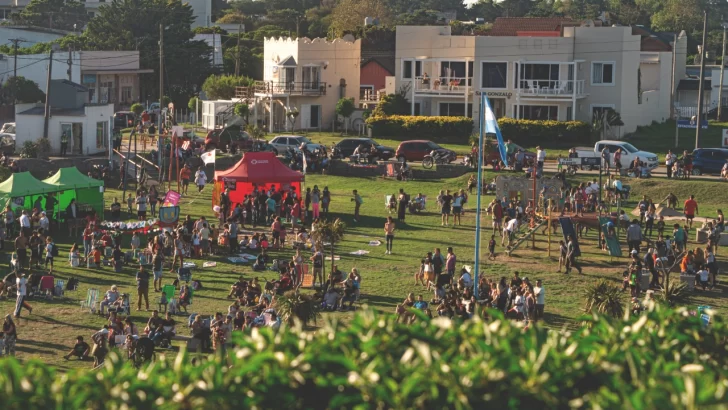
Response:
[473,93,486,301]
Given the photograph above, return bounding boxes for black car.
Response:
[114,111,136,129]
[691,148,728,175]
[335,138,394,160]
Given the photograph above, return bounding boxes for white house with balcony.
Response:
[395,22,687,135]
[251,36,361,132]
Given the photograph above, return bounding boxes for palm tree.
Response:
[310,217,346,288]
[583,279,625,319]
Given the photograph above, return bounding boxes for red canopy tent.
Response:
[212,152,304,208]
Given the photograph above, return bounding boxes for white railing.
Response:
[414,76,472,93]
[361,90,383,102]
[516,79,585,97]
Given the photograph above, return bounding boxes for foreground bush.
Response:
[497,118,591,145]
[366,115,473,142]
[1,306,726,409]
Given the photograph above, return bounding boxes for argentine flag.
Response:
[483,97,508,167]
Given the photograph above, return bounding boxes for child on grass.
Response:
[488,235,496,261]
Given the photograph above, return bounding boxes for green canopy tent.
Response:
[43,167,104,221]
[0,171,61,214]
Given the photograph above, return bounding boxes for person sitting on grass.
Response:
[178,285,191,313]
[63,335,90,360]
[395,293,416,324]
[228,277,247,299]
[91,330,108,368]
[697,263,710,291]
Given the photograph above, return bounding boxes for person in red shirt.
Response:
[101,232,113,255]
[683,195,698,229]
[83,225,94,260]
[179,165,192,195]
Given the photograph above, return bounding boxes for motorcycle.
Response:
[422,151,448,169]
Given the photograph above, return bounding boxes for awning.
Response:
[677,79,712,91]
[278,55,297,67]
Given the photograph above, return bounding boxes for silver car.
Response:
[269,135,322,153]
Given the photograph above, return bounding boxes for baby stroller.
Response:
[129,337,156,369]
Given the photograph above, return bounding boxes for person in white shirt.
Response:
[721,161,728,181]
[99,285,120,316]
[503,217,519,246]
[665,150,677,179]
[458,268,472,290]
[19,210,31,238]
[534,280,545,321]
[194,167,207,193]
[536,146,546,169]
[698,267,710,290]
[13,271,32,318]
[39,212,49,232]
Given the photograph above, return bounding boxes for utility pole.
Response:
[43,46,57,140]
[672,33,679,147]
[158,23,164,171]
[67,45,73,81]
[10,38,22,77]
[718,23,727,121]
[696,10,708,150]
[235,24,242,76]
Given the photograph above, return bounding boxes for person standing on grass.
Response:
[15,230,28,270]
[179,164,191,195]
[452,192,463,226]
[304,187,312,221]
[152,248,164,293]
[44,237,54,273]
[384,216,395,255]
[644,248,659,288]
[684,195,698,229]
[565,235,582,274]
[3,315,16,356]
[446,247,456,277]
[397,189,407,223]
[488,235,497,260]
[441,189,453,226]
[136,264,150,311]
[626,219,643,254]
[490,199,503,234]
[533,280,545,321]
[665,150,676,179]
[311,186,321,220]
[148,185,159,217]
[170,232,185,272]
[322,187,331,217]
[135,191,147,221]
[13,270,32,318]
[352,190,363,223]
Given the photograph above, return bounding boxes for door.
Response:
[73,123,83,154]
[310,105,321,129]
[300,104,311,129]
[61,123,73,153]
[490,98,506,118]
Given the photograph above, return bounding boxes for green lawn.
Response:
[2,167,726,371]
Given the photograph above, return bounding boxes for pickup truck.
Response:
[575,140,659,169]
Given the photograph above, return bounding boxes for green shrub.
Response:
[18,140,37,158]
[130,103,144,116]
[497,118,591,145]
[0,307,726,409]
[366,115,473,142]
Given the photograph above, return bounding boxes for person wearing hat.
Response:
[13,270,32,318]
[99,285,120,316]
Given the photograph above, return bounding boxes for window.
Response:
[592,62,615,85]
[121,86,132,103]
[516,105,558,121]
[360,85,374,100]
[302,66,320,90]
[96,121,108,149]
[566,106,572,121]
[591,104,616,123]
[515,63,559,89]
[439,102,472,117]
[403,60,422,79]
[481,62,507,89]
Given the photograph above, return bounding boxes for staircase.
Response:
[505,216,548,256]
[113,149,161,188]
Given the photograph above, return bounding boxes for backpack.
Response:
[51,243,59,257]
[66,277,79,291]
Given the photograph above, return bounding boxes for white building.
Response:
[675,65,728,118]
[194,34,224,67]
[394,20,688,135]
[15,80,113,156]
[0,26,67,47]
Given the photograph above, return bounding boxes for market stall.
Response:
[43,167,104,222]
[0,171,61,214]
[212,151,304,209]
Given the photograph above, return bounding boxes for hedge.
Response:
[366,115,473,143]
[0,306,726,409]
[497,118,592,145]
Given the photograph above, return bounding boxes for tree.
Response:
[649,0,704,33]
[234,103,249,125]
[583,279,624,319]
[13,0,89,30]
[336,97,356,134]
[84,0,213,105]
[1,77,45,105]
[130,103,144,116]
[201,74,254,100]
[216,11,247,24]
[372,90,410,117]
[286,107,299,132]
[187,97,199,111]
[310,218,346,287]
[329,0,393,37]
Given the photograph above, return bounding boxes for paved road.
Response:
[538,161,723,182]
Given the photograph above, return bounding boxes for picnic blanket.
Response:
[325,255,341,261]
[368,240,381,246]
[182,262,196,269]
[227,257,249,264]
[202,261,217,268]
[349,250,370,255]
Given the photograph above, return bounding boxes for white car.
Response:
[0,122,15,140]
[269,135,322,153]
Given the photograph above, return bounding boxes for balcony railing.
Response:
[413,76,472,94]
[360,90,384,102]
[516,79,585,97]
[254,81,327,96]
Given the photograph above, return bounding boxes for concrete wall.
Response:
[79,51,141,71]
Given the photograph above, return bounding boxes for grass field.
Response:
[2,163,726,371]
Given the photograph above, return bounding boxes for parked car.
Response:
[334,138,394,161]
[395,140,457,163]
[0,134,14,155]
[484,140,535,164]
[205,126,261,152]
[691,148,728,175]
[269,135,323,154]
[575,140,658,169]
[0,122,16,135]
[114,111,136,129]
